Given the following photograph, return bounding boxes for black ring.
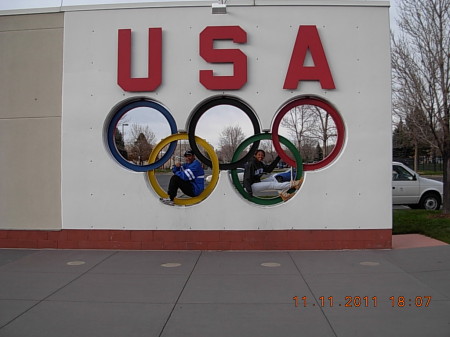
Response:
[187,96,261,170]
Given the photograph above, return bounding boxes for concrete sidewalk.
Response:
[0,242,449,337]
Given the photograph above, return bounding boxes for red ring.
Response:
[271,97,345,171]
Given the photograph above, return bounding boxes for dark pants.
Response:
[168,175,195,200]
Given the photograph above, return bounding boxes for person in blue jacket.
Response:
[161,150,205,206]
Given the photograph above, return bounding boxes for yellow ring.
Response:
[147,133,219,206]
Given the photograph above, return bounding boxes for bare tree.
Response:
[128,123,156,146]
[114,128,128,160]
[392,37,440,170]
[308,106,337,158]
[407,108,438,170]
[391,0,450,212]
[280,106,314,150]
[280,105,337,162]
[127,133,153,165]
[218,125,246,163]
[124,124,156,165]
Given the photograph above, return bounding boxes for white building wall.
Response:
[60,2,392,230]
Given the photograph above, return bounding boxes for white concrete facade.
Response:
[0,1,392,232]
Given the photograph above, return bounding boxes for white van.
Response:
[392,162,443,210]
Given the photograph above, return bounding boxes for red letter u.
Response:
[117,28,162,92]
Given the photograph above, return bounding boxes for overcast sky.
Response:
[119,105,255,148]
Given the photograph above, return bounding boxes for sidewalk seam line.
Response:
[288,252,339,337]
[157,251,203,337]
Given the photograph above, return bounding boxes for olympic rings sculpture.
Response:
[105,95,346,206]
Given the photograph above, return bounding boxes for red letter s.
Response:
[199,26,247,90]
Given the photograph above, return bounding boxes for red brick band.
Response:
[0,229,391,250]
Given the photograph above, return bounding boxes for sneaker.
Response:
[279,191,294,202]
[160,198,175,206]
[290,177,304,190]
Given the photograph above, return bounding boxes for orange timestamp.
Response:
[292,296,432,308]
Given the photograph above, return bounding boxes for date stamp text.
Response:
[292,296,432,308]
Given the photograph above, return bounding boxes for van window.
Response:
[393,165,415,181]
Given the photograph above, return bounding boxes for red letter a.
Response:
[283,26,335,90]
[117,28,162,92]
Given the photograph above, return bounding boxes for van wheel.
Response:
[418,192,441,210]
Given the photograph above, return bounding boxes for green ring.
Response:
[230,133,303,205]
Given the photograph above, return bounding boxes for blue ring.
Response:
[107,99,177,172]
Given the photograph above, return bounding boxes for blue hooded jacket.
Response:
[172,159,205,196]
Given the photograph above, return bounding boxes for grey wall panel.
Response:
[0,117,61,229]
[0,13,63,229]
[0,15,63,119]
[0,13,63,31]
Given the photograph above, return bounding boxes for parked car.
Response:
[205,168,294,184]
[273,168,297,182]
[392,162,443,210]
